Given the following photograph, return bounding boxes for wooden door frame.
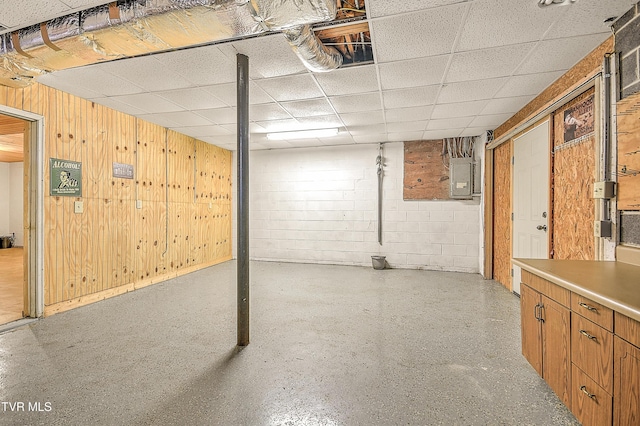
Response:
[0,104,44,318]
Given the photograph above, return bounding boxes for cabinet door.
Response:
[521,284,542,376]
[614,336,640,426]
[542,295,572,407]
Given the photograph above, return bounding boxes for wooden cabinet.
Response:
[614,321,640,426]
[572,364,613,426]
[520,282,571,407]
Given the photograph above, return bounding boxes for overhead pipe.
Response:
[376,143,384,245]
[283,25,343,72]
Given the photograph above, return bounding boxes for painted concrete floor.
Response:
[0,261,578,425]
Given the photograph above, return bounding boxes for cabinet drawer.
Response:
[572,364,612,426]
[521,270,570,308]
[572,313,614,394]
[571,293,613,332]
[615,312,640,348]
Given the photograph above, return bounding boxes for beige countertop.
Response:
[512,258,640,323]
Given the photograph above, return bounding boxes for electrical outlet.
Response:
[136,200,142,209]
[74,201,84,214]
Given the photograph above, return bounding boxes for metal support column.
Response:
[237,53,250,347]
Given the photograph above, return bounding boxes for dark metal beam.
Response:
[237,53,250,347]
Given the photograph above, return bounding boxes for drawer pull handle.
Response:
[579,330,597,341]
[580,385,596,400]
[579,302,598,312]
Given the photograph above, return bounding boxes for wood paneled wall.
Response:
[617,91,640,210]
[0,83,232,315]
[492,141,512,289]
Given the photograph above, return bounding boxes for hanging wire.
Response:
[616,165,640,177]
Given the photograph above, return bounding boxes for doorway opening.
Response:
[0,106,44,325]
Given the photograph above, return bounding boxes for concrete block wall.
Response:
[615,2,640,98]
[233,143,481,273]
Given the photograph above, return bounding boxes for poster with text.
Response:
[50,158,82,197]
[563,95,594,143]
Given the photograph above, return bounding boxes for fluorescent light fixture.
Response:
[266,128,339,140]
[538,0,577,7]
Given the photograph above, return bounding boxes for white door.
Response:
[512,121,550,295]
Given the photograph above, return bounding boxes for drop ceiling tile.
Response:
[100,56,194,92]
[0,0,70,28]
[426,117,474,130]
[460,127,490,137]
[249,103,292,121]
[545,1,632,39]
[255,75,324,102]
[154,45,237,86]
[340,110,385,126]
[382,86,439,109]
[387,131,424,142]
[480,96,534,116]
[353,134,388,144]
[203,83,274,107]
[171,126,232,138]
[372,4,467,62]
[280,98,335,118]
[295,115,343,128]
[438,78,508,104]
[385,106,433,123]
[349,124,387,136]
[220,123,264,133]
[368,0,470,18]
[89,97,148,116]
[456,0,561,51]
[330,93,382,113]
[313,65,380,96]
[226,34,308,79]
[38,74,102,100]
[445,43,536,83]
[468,113,514,129]
[156,88,226,110]
[379,55,449,90]
[320,133,356,146]
[495,71,564,98]
[387,121,427,133]
[516,33,609,75]
[431,100,489,119]
[137,114,182,128]
[143,111,212,127]
[46,66,145,97]
[194,107,237,125]
[422,129,462,139]
[110,93,182,114]
[255,119,303,132]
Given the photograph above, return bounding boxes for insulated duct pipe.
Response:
[283,25,343,72]
[0,0,341,87]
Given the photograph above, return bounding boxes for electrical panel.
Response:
[449,158,473,199]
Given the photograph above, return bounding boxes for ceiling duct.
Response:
[0,0,340,88]
[283,25,342,72]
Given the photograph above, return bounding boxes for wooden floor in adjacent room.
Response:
[0,247,24,324]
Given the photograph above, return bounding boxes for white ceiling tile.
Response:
[320,133,356,146]
[227,34,308,79]
[194,107,237,125]
[0,0,70,28]
[255,75,324,102]
[379,55,449,90]
[468,113,514,129]
[368,0,471,18]
[387,121,427,133]
[495,71,564,98]
[330,93,382,113]
[385,106,433,123]
[156,88,226,110]
[89,97,147,116]
[100,56,194,92]
[46,66,145,97]
[255,119,303,132]
[137,114,182,128]
[459,127,489,137]
[480,96,534,116]
[110,93,182,114]
[202,83,273,107]
[38,74,102,100]
[340,110,385,126]
[516,33,609,75]
[313,65,380,96]
[372,4,467,62]
[280,98,335,118]
[456,0,561,51]
[445,43,536,83]
[295,115,343,128]
[438,78,508,104]
[423,129,462,139]
[143,111,212,127]
[220,123,263,133]
[349,124,387,136]
[353,134,388,144]
[431,100,489,119]
[544,1,633,39]
[426,117,474,130]
[154,45,237,86]
[171,126,232,138]
[249,103,292,121]
[382,86,439,109]
[387,131,424,142]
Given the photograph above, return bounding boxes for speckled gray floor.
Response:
[0,261,578,425]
